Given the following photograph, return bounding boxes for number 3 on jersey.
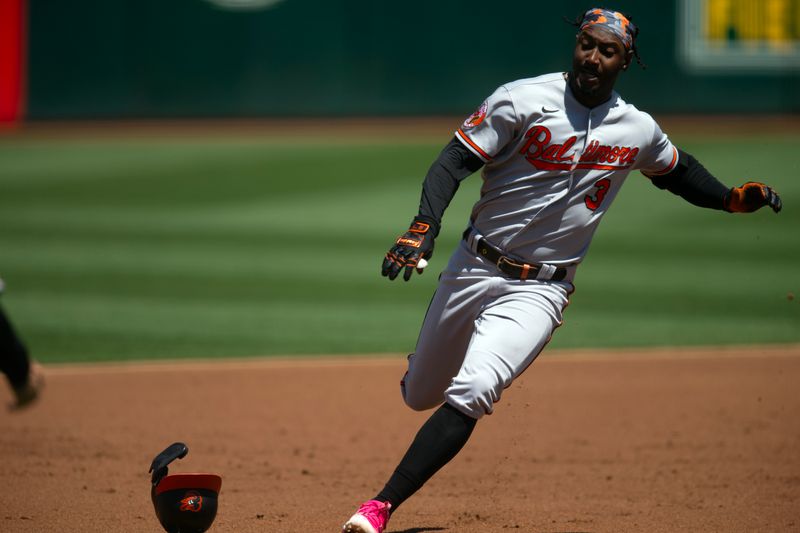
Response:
[584,178,611,211]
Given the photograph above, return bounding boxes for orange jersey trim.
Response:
[456,129,492,162]
[643,146,679,177]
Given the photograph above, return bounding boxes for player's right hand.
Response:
[382,219,435,281]
[725,182,782,213]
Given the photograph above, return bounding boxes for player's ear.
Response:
[622,49,633,70]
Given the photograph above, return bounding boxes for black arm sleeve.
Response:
[648,148,730,210]
[416,136,484,236]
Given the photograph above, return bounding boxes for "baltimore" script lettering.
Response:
[519,125,639,171]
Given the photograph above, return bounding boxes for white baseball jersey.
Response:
[455,72,678,266]
[401,73,680,419]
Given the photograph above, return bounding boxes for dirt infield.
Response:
[1,346,799,533]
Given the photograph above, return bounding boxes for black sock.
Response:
[375,402,477,512]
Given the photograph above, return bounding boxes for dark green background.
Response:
[27,0,800,118]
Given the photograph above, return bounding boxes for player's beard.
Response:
[568,71,599,104]
[569,63,620,107]
[571,62,602,96]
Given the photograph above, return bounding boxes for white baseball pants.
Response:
[401,240,573,419]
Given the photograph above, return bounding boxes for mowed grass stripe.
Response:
[0,134,797,362]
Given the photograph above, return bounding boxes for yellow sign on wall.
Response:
[680,0,800,71]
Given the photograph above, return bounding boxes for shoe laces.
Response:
[357,500,391,531]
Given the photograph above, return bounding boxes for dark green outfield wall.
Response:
[27,0,800,118]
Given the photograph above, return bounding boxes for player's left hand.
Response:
[725,182,782,213]
[382,218,435,281]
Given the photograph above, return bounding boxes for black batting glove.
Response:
[725,182,782,213]
[382,218,435,281]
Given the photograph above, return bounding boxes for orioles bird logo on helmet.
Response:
[179,491,204,512]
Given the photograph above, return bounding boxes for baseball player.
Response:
[0,277,42,410]
[342,7,782,533]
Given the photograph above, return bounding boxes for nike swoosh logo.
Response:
[542,106,559,113]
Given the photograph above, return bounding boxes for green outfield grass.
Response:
[0,128,797,363]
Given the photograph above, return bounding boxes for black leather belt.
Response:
[467,234,568,282]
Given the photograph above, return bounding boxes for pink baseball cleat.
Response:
[342,500,391,533]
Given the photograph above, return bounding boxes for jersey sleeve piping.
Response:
[642,146,678,177]
[455,128,492,162]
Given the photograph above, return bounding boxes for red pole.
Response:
[0,0,26,126]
